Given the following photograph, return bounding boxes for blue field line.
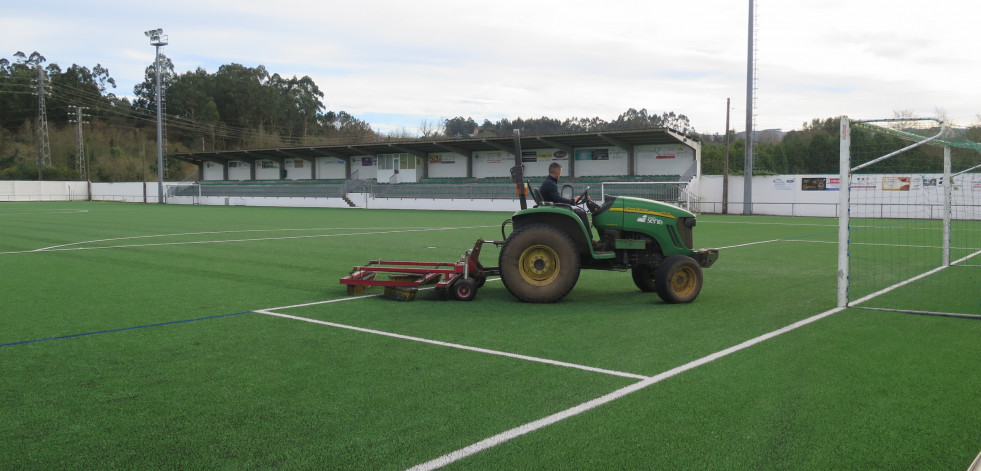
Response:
[0,311,253,348]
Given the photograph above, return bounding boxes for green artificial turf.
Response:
[1,202,978,470]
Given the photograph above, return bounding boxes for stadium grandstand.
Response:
[169,129,699,184]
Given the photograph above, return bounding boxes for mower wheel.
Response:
[654,255,703,303]
[631,264,657,292]
[499,223,580,303]
[452,278,477,301]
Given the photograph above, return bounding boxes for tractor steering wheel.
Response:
[577,187,601,214]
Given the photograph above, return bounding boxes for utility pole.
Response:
[145,28,168,203]
[68,106,90,180]
[744,0,756,215]
[35,65,52,180]
[723,98,730,215]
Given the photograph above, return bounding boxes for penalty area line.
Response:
[405,305,846,471]
[254,309,648,381]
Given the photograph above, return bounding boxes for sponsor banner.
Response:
[772,178,795,191]
[429,154,455,164]
[486,152,502,164]
[802,177,827,191]
[851,176,877,190]
[552,150,568,160]
[361,157,374,167]
[292,159,304,168]
[826,177,840,191]
[882,176,911,191]
[261,160,278,169]
[575,148,611,161]
[522,151,537,163]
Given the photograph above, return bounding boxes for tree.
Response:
[132,54,175,112]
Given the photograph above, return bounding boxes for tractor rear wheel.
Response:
[499,224,580,303]
[631,264,657,292]
[654,255,703,303]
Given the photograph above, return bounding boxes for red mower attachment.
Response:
[340,239,502,301]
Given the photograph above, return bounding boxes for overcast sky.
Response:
[3,0,979,135]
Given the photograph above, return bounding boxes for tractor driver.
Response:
[540,162,580,205]
[541,162,599,246]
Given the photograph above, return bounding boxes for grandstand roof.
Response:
[170,128,696,165]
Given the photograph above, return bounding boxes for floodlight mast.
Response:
[145,28,168,203]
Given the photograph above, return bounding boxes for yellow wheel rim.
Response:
[518,244,560,286]
[670,265,698,298]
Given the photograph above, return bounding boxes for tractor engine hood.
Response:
[594,196,695,231]
[593,196,698,251]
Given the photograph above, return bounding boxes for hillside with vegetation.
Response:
[2,51,977,181]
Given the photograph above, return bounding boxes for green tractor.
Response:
[498,135,717,304]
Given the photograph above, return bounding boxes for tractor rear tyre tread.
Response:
[631,264,657,292]
[499,223,581,303]
[653,255,703,304]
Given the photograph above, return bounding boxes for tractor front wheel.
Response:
[499,224,581,303]
[654,255,703,303]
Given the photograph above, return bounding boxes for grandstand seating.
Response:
[182,175,683,200]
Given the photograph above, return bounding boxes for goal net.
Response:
[600,181,698,213]
[838,117,981,318]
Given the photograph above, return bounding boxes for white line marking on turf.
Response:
[255,309,648,380]
[405,306,846,471]
[0,209,88,216]
[850,248,981,307]
[715,239,782,250]
[33,226,465,252]
[0,225,497,256]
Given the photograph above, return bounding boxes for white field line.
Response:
[406,306,847,471]
[254,309,648,381]
[33,226,461,251]
[0,225,497,256]
[850,248,981,307]
[715,239,782,250]
[703,222,836,228]
[0,209,88,216]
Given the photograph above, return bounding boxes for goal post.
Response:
[838,116,981,317]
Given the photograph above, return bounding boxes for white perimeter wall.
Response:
[0,181,89,201]
[8,173,977,218]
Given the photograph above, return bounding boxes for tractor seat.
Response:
[530,186,547,207]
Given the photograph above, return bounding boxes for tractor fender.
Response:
[512,209,591,255]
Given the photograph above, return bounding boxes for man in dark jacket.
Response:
[540,162,599,246]
[540,162,580,205]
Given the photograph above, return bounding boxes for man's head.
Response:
[548,162,562,178]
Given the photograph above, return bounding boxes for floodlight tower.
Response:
[145,28,168,203]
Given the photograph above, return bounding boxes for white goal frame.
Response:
[836,116,969,312]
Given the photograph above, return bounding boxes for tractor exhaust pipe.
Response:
[510,128,527,210]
